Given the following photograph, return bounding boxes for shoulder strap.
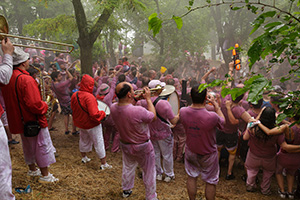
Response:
[153,97,169,125]
[76,91,89,114]
[15,74,25,124]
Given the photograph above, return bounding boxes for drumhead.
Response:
[97,100,110,116]
[167,91,180,115]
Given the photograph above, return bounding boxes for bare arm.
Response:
[143,87,157,121]
[240,111,252,123]
[281,141,300,153]
[170,114,179,125]
[201,67,216,83]
[226,101,239,125]
[257,123,289,136]
[243,129,251,140]
[66,65,74,80]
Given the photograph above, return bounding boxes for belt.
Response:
[120,139,149,145]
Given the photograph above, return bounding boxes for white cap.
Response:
[12,47,30,65]
[148,79,166,89]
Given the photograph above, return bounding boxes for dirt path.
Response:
[10,114,284,199]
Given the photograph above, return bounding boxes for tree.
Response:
[148,0,300,123]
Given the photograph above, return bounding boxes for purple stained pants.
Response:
[152,135,174,177]
[172,124,186,161]
[245,150,276,194]
[103,125,120,152]
[121,141,157,200]
[0,121,15,200]
[21,127,56,168]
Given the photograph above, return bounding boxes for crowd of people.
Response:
[0,39,299,200]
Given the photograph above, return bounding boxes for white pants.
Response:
[152,134,174,177]
[0,120,15,200]
[79,124,106,159]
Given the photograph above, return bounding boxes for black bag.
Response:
[24,121,41,137]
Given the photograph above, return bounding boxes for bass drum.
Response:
[97,100,110,120]
[167,91,180,116]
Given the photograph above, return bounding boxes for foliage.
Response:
[149,0,300,124]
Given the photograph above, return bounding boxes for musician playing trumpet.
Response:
[137,80,179,183]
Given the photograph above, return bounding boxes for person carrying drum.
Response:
[110,82,157,199]
[138,80,179,182]
[180,86,225,200]
[71,74,112,170]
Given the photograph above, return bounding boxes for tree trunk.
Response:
[72,0,114,76]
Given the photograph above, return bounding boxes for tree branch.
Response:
[179,1,300,23]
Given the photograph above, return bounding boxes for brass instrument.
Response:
[134,85,163,95]
[0,15,74,53]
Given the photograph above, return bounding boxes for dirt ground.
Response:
[9,113,288,200]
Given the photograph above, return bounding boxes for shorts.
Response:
[216,129,238,150]
[60,104,72,115]
[184,146,219,185]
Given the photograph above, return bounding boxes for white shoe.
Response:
[156,174,162,181]
[164,175,175,183]
[100,163,112,170]
[39,173,59,183]
[81,156,91,163]
[27,169,42,177]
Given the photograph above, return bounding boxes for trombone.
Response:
[0,15,74,53]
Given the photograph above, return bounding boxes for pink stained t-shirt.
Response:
[139,97,175,141]
[180,107,225,155]
[248,129,284,159]
[220,95,246,134]
[110,103,154,144]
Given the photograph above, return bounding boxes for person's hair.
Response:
[166,78,175,86]
[55,52,60,57]
[118,74,126,83]
[253,107,276,141]
[249,98,263,109]
[51,71,60,81]
[27,66,39,77]
[122,57,128,62]
[191,85,207,104]
[142,76,150,87]
[131,70,137,77]
[140,67,147,74]
[116,83,131,99]
[68,68,75,75]
[232,93,244,103]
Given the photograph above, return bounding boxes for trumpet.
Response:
[0,15,74,53]
[134,86,163,95]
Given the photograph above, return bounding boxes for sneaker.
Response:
[39,173,59,183]
[65,131,70,135]
[225,174,235,180]
[81,156,91,163]
[156,174,162,181]
[100,163,112,170]
[27,169,42,177]
[164,175,175,183]
[246,185,255,192]
[8,139,19,145]
[72,131,79,135]
[287,192,294,199]
[122,190,132,198]
[278,189,286,198]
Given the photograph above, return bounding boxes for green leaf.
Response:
[198,83,208,93]
[172,16,183,30]
[231,6,243,10]
[189,0,194,6]
[276,113,288,124]
[221,87,230,98]
[148,13,163,37]
[264,22,282,29]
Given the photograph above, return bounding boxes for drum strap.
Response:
[153,97,169,125]
[76,92,89,114]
